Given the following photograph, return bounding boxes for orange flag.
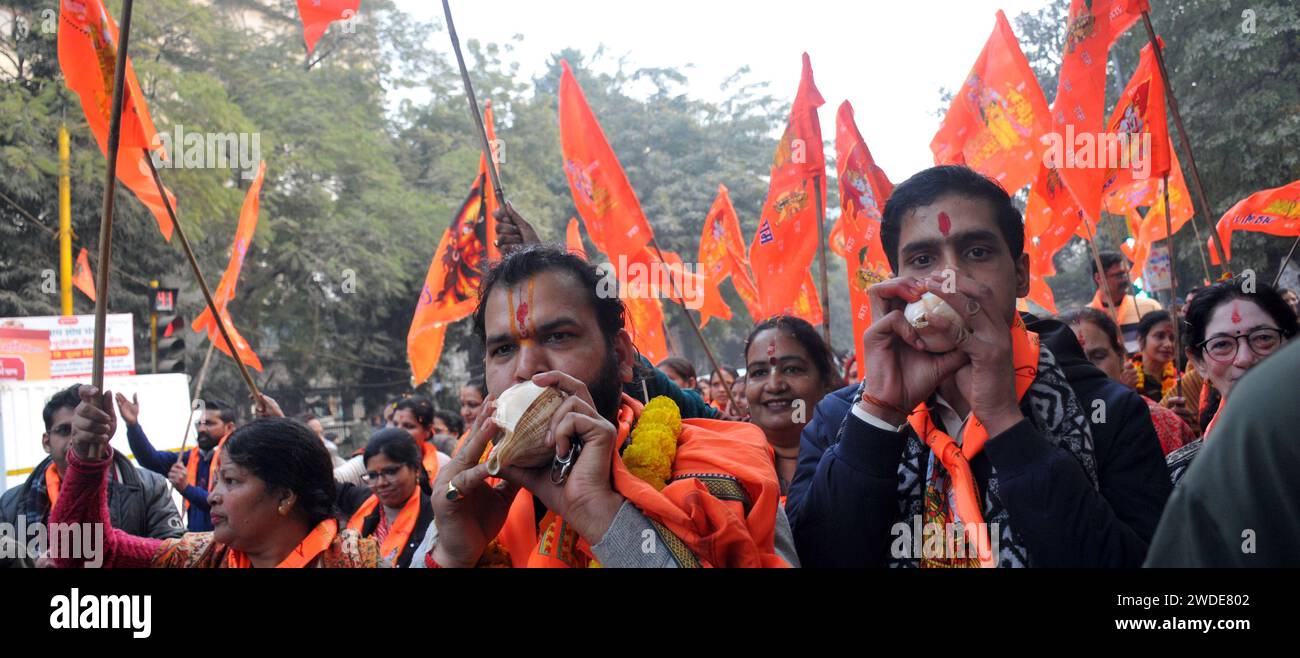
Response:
[749,53,826,319]
[834,101,894,378]
[559,61,654,260]
[789,273,824,327]
[296,0,360,55]
[565,217,588,261]
[622,292,670,366]
[931,10,1051,194]
[73,248,96,302]
[407,173,492,385]
[1046,0,1144,226]
[697,185,754,327]
[1125,150,1195,280]
[1099,40,1171,205]
[1022,238,1059,314]
[58,0,176,241]
[1208,179,1300,265]
[481,101,502,262]
[191,162,267,371]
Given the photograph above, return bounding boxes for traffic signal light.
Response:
[156,314,186,374]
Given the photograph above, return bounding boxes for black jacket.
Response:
[786,315,1172,567]
[337,484,434,568]
[0,452,185,566]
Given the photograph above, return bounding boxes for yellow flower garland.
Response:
[1132,354,1178,400]
[622,396,682,491]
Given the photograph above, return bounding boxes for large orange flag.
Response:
[296,0,361,55]
[559,61,654,260]
[749,53,825,319]
[73,248,96,302]
[1047,0,1144,225]
[931,10,1051,194]
[407,173,492,384]
[58,0,176,241]
[191,162,267,371]
[1099,40,1171,205]
[834,101,894,378]
[1208,179,1300,265]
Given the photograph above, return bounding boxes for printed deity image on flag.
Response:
[435,174,489,306]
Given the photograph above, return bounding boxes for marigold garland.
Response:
[1132,354,1178,400]
[622,396,682,491]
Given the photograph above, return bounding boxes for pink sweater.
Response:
[51,447,165,568]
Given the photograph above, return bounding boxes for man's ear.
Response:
[41,433,52,456]
[1015,251,1031,299]
[613,329,636,384]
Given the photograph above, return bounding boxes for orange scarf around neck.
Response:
[224,518,338,568]
[346,486,421,562]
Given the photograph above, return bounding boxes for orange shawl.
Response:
[346,486,421,562]
[224,519,339,568]
[494,395,786,568]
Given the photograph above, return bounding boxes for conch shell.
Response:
[903,292,967,353]
[486,382,566,475]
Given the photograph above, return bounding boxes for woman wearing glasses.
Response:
[338,428,434,568]
[1166,279,1299,484]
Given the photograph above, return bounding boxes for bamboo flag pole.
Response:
[1140,11,1232,272]
[1161,172,1185,375]
[88,0,136,460]
[142,156,261,402]
[442,0,504,206]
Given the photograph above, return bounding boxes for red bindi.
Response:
[1231,302,1242,325]
[938,212,951,237]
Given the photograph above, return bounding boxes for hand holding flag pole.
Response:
[88,0,136,460]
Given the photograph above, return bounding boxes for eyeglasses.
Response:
[361,465,406,484]
[1196,328,1285,363]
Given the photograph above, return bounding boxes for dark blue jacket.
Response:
[785,315,1172,567]
[127,423,213,532]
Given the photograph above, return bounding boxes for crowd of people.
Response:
[7,164,1298,568]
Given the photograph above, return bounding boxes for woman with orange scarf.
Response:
[337,429,433,568]
[53,386,384,568]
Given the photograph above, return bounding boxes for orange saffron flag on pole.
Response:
[1207,179,1300,265]
[58,0,176,241]
[191,162,267,372]
[698,185,755,327]
[1125,150,1195,280]
[559,61,654,261]
[1099,40,1171,205]
[73,248,96,302]
[296,0,361,55]
[930,10,1051,194]
[834,101,895,378]
[749,53,825,320]
[407,172,492,385]
[1045,0,1144,226]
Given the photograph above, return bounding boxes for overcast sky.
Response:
[395,0,1053,179]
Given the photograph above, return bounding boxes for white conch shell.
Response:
[903,292,967,353]
[487,382,566,475]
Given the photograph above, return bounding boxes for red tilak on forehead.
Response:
[1231,302,1242,325]
[938,211,952,237]
[767,340,777,365]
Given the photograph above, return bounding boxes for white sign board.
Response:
[0,314,136,379]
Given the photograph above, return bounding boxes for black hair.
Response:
[363,427,430,495]
[657,356,696,383]
[880,165,1023,273]
[472,244,625,351]
[1136,310,1173,343]
[711,366,739,382]
[1059,307,1125,356]
[43,384,83,431]
[1090,250,1128,279]
[462,378,487,399]
[393,396,434,429]
[221,418,336,527]
[203,398,238,424]
[1181,278,1299,355]
[743,316,845,390]
[433,409,464,437]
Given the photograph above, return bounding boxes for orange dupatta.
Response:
[418,440,441,482]
[224,518,338,568]
[346,487,421,562]
[183,442,223,513]
[906,316,1040,568]
[45,465,62,508]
